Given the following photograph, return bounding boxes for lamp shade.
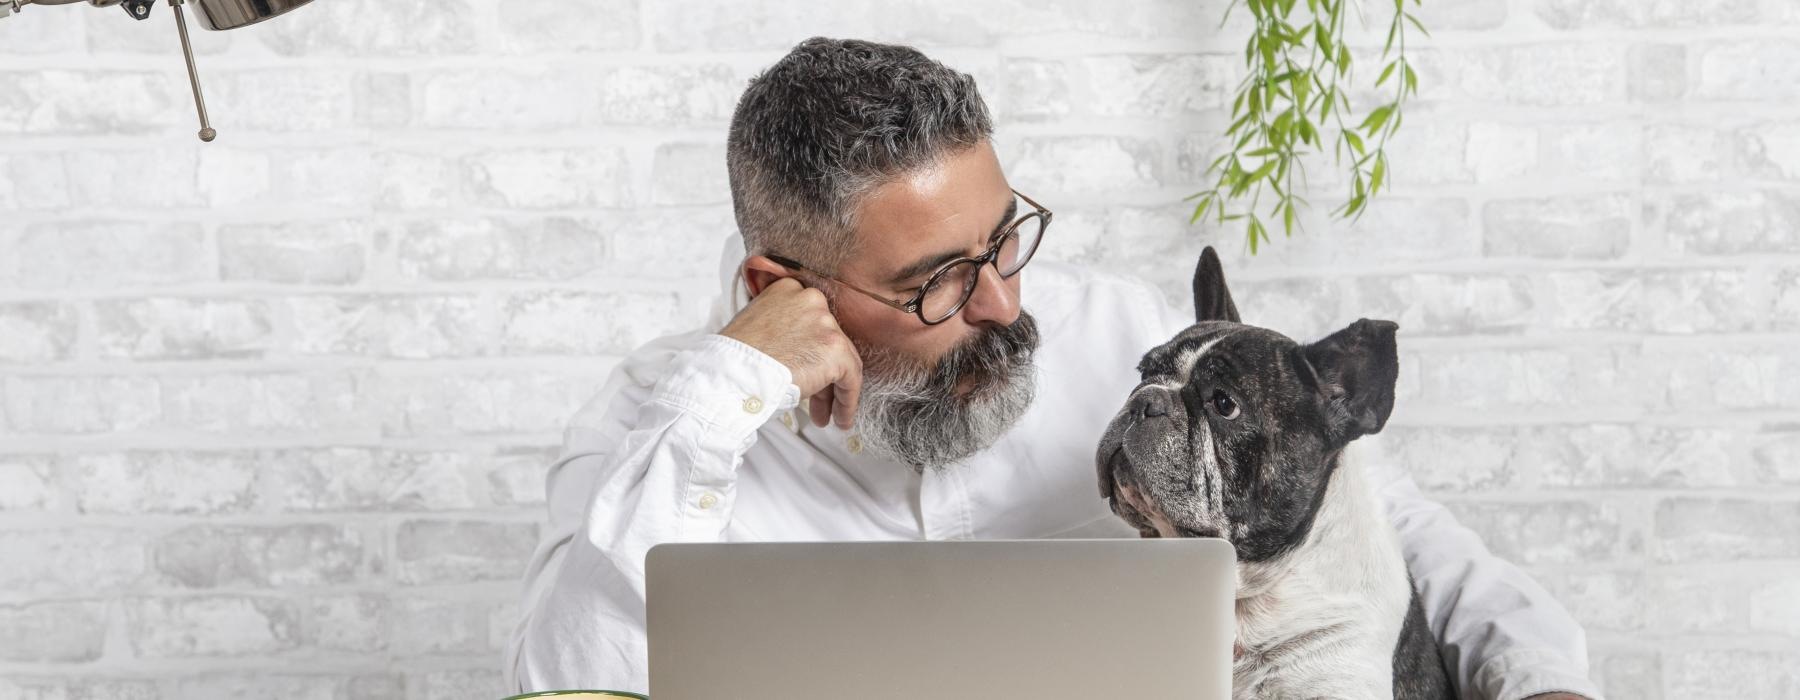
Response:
[191,0,314,30]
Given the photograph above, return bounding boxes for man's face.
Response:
[832,140,1024,366]
[826,140,1041,471]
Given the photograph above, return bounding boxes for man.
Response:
[506,37,1601,700]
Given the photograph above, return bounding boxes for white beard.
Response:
[855,353,1036,473]
[851,311,1041,473]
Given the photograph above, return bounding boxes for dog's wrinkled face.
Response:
[1096,247,1399,562]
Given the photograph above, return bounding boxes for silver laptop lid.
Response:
[646,539,1235,700]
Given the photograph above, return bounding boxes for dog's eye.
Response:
[1210,389,1240,420]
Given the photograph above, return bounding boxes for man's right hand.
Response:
[719,277,864,430]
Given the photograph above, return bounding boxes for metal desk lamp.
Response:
[0,0,318,142]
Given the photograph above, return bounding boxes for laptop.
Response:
[645,539,1235,700]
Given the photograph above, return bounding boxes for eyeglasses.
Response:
[766,189,1052,326]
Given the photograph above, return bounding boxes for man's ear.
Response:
[742,255,797,297]
[1299,318,1400,444]
[1193,246,1242,323]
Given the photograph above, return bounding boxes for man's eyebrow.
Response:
[885,197,1018,286]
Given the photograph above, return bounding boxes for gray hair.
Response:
[726,37,995,273]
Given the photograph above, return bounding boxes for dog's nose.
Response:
[1132,387,1173,419]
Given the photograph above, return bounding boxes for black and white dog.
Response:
[1095,247,1454,699]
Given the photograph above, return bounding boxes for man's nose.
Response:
[959,262,1020,327]
[1131,386,1175,420]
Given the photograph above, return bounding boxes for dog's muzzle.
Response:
[1097,386,1228,540]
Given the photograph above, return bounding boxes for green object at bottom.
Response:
[500,691,648,700]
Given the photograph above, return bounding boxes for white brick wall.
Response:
[2,0,1797,697]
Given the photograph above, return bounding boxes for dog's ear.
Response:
[1193,246,1241,323]
[1298,318,1399,444]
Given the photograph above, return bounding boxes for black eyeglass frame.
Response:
[763,189,1053,326]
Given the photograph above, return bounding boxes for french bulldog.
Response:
[1095,247,1454,699]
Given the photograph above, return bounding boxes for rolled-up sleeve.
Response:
[506,332,799,694]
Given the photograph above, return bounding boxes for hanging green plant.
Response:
[1190,0,1426,253]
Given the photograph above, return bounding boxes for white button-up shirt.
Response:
[506,234,1603,700]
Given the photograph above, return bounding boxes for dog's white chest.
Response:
[1228,448,1413,699]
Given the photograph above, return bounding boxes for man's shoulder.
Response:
[1029,258,1164,295]
[1024,259,1181,335]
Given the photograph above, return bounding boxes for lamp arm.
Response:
[1,0,317,142]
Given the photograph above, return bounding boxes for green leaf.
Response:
[1229,170,1256,197]
[1404,63,1419,96]
[1234,128,1257,150]
[1343,129,1365,156]
[1405,12,1431,37]
[1376,61,1398,87]
[1359,104,1394,135]
[1190,193,1215,223]
[1227,111,1254,136]
[1370,153,1387,195]
[1249,158,1279,182]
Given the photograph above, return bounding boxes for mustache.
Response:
[936,310,1041,390]
[869,310,1042,394]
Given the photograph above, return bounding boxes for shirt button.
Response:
[847,435,863,454]
[780,412,795,430]
[742,396,764,414]
[697,492,719,509]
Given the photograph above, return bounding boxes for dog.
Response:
[1095,247,1454,699]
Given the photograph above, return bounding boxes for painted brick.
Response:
[0,601,110,663]
[218,221,372,286]
[0,301,79,363]
[1654,498,1800,562]
[258,447,484,513]
[394,520,538,585]
[152,524,372,588]
[68,451,258,516]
